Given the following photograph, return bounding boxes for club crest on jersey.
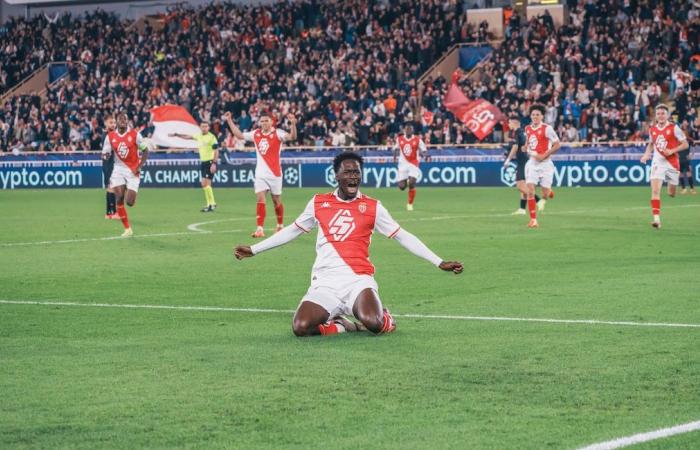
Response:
[258,138,270,155]
[328,209,355,242]
[127,136,133,143]
[116,142,129,158]
[358,202,367,213]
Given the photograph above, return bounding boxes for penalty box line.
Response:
[1,300,699,329]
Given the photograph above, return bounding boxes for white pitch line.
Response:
[0,229,243,247]
[1,300,699,329]
[577,420,700,450]
[187,217,253,232]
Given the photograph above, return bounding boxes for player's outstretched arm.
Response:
[233,225,305,260]
[286,114,297,142]
[392,228,463,274]
[223,112,245,140]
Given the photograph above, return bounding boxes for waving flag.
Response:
[444,83,504,141]
[150,105,201,148]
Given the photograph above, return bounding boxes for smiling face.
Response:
[530,109,543,126]
[336,159,362,200]
[655,107,669,125]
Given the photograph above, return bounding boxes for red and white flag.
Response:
[443,83,504,141]
[150,105,201,148]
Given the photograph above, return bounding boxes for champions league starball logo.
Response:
[284,166,299,185]
[501,162,518,187]
[325,165,338,187]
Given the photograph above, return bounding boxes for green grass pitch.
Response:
[1,186,699,449]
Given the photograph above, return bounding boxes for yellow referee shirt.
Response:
[193,132,218,162]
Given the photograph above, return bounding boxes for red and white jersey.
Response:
[649,122,686,171]
[524,123,559,160]
[293,191,401,277]
[102,129,147,172]
[242,128,289,178]
[396,134,426,167]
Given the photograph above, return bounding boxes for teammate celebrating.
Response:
[394,123,427,211]
[640,104,689,228]
[101,115,118,219]
[234,152,463,337]
[503,114,543,215]
[169,120,220,212]
[225,111,297,237]
[523,104,561,228]
[101,112,153,237]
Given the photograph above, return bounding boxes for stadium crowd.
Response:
[0,0,698,152]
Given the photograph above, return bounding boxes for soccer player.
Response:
[101,115,119,219]
[102,112,153,237]
[678,144,696,195]
[503,114,543,215]
[394,123,427,211]
[224,111,297,237]
[640,104,689,228]
[523,104,561,228]
[234,152,464,337]
[169,121,220,212]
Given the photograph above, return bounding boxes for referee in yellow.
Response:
[170,121,220,212]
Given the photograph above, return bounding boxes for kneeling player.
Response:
[102,113,152,237]
[234,152,463,337]
[640,104,688,228]
[394,124,427,211]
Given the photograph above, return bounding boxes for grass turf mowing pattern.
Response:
[1,187,699,449]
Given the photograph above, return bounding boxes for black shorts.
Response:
[679,160,690,172]
[201,160,215,179]
[515,161,526,182]
[102,155,114,186]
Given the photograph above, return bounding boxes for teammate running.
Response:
[102,115,118,219]
[234,152,463,337]
[503,114,543,215]
[394,123,427,211]
[523,104,561,228]
[169,120,220,212]
[102,112,153,237]
[640,104,689,228]
[224,111,297,237]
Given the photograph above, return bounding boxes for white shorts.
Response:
[254,175,283,195]
[525,159,554,188]
[650,159,680,185]
[398,162,422,181]
[109,165,140,192]
[300,273,380,318]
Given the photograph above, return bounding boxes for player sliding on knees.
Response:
[102,112,153,237]
[640,104,689,229]
[234,152,463,337]
[224,110,297,238]
[394,123,427,211]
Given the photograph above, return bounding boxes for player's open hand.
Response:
[439,261,463,274]
[234,245,254,260]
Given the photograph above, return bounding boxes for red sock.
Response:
[527,198,537,219]
[318,321,344,335]
[117,204,130,229]
[274,203,284,225]
[651,199,660,216]
[256,202,266,227]
[408,188,416,205]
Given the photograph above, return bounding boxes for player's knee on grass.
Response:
[292,317,320,337]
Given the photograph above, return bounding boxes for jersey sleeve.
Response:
[276,129,289,142]
[293,198,317,233]
[241,131,255,142]
[674,125,687,142]
[418,139,427,152]
[545,125,560,143]
[101,136,112,154]
[374,201,401,238]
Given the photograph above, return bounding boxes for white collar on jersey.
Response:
[333,189,363,203]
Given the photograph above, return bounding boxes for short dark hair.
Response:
[333,151,364,173]
[508,114,521,122]
[529,104,545,115]
[655,104,670,112]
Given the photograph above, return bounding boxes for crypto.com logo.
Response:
[327,209,355,241]
[501,162,518,187]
